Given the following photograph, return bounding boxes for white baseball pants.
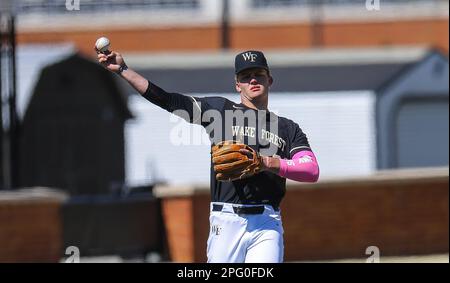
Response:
[206,202,284,263]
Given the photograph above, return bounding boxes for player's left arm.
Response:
[262,151,319,183]
[261,123,319,183]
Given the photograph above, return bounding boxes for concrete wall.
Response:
[154,167,449,262]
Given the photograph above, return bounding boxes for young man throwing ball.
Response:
[97,45,319,263]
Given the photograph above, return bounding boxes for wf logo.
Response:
[212,225,222,236]
[242,52,258,62]
[366,0,381,11]
[66,0,80,11]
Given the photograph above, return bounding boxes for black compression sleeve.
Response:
[141,80,172,111]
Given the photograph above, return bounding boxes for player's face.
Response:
[235,68,273,100]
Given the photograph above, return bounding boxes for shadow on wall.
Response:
[18,53,133,196]
[62,192,169,261]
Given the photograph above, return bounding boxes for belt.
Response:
[212,204,265,215]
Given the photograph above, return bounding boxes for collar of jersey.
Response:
[236,103,274,117]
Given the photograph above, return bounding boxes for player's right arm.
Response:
[97,51,148,94]
[97,50,213,125]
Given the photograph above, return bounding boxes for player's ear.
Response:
[235,78,241,93]
[268,74,273,87]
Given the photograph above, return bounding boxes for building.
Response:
[15,0,449,53]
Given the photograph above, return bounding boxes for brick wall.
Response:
[156,169,449,262]
[18,19,449,55]
[160,191,210,262]
[0,189,67,262]
[161,197,196,262]
[282,177,449,260]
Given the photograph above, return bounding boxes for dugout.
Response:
[18,53,133,195]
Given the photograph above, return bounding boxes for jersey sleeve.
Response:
[141,81,213,126]
[288,122,312,159]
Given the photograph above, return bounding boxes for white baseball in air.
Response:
[95,36,110,53]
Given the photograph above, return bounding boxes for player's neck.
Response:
[240,96,268,110]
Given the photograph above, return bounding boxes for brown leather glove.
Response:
[211,141,263,181]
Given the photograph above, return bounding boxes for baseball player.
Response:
[97,49,319,263]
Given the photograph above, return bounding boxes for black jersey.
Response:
[143,82,312,208]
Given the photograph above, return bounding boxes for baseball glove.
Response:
[211,141,263,181]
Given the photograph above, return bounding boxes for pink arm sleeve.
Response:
[278,150,319,183]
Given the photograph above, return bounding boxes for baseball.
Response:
[95,36,110,53]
